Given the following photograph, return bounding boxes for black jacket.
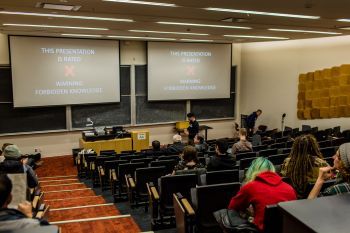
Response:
[246,112,258,129]
[162,142,185,155]
[187,120,199,139]
[206,154,236,171]
[0,160,38,188]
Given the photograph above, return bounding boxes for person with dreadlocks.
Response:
[308,143,350,198]
[280,134,329,198]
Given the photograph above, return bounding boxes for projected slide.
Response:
[10,36,120,107]
[148,42,231,101]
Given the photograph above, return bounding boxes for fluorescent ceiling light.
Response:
[129,29,208,36]
[157,21,251,29]
[180,39,214,42]
[3,23,109,30]
[338,27,350,30]
[42,3,80,11]
[102,0,176,7]
[224,34,289,40]
[107,35,176,40]
[0,11,133,22]
[61,34,102,37]
[205,8,320,19]
[269,28,342,35]
[337,19,350,23]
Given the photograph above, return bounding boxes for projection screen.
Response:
[10,36,120,107]
[147,42,231,101]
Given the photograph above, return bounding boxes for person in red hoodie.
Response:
[228,157,296,232]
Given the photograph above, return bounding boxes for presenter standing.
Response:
[185,113,199,144]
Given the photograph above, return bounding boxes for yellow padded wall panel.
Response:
[340,64,350,75]
[319,108,330,118]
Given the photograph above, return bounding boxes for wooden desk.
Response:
[79,138,132,154]
[278,193,350,233]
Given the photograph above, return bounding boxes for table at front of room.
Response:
[79,138,132,154]
[278,193,350,233]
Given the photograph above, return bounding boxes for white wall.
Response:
[0,34,237,156]
[240,35,350,131]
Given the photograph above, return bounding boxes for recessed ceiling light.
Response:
[224,34,289,40]
[102,0,176,7]
[107,35,176,40]
[61,34,103,37]
[157,21,251,29]
[180,39,214,42]
[3,23,109,30]
[0,11,133,22]
[268,28,342,35]
[129,29,208,36]
[205,8,320,19]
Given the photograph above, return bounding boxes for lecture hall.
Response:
[1,1,350,233]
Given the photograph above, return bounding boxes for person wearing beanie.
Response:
[0,145,38,188]
[308,143,350,199]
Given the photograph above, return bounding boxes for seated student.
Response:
[231,128,253,156]
[143,140,163,157]
[0,145,38,188]
[0,174,49,231]
[0,143,13,163]
[193,134,208,153]
[228,157,296,232]
[206,139,236,171]
[308,143,350,199]
[162,134,185,155]
[172,145,205,175]
[280,135,328,198]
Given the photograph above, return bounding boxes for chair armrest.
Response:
[111,169,118,181]
[99,166,105,176]
[32,192,44,209]
[35,205,50,220]
[147,182,159,200]
[181,198,195,216]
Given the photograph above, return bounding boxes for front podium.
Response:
[79,130,150,154]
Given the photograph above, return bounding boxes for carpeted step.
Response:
[41,183,87,192]
[36,155,77,178]
[45,196,106,209]
[44,189,95,200]
[40,178,80,185]
[56,216,141,233]
[49,204,120,222]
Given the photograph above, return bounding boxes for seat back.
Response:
[268,154,289,166]
[270,142,286,149]
[259,149,278,157]
[95,155,118,167]
[119,154,146,161]
[305,179,336,196]
[281,148,292,154]
[264,204,282,233]
[100,150,117,156]
[205,169,239,185]
[150,159,178,174]
[275,137,289,143]
[135,166,167,194]
[158,155,180,161]
[320,147,336,158]
[239,157,257,170]
[253,144,268,152]
[159,174,198,212]
[118,162,147,184]
[236,151,256,161]
[131,157,154,165]
[318,140,332,148]
[191,183,241,233]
